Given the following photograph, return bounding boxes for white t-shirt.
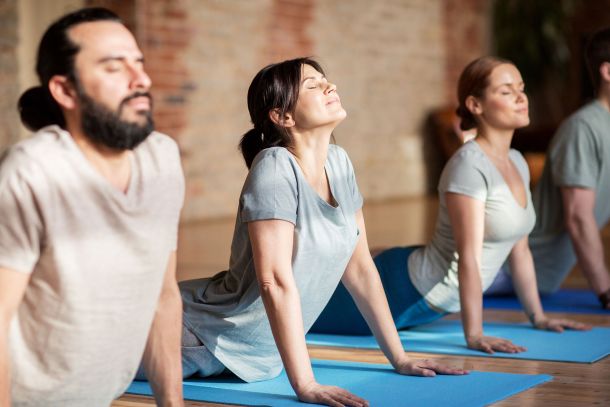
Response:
[0,125,184,406]
[409,141,536,312]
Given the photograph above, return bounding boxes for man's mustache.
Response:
[120,92,153,109]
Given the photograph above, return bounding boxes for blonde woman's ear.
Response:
[465,95,483,116]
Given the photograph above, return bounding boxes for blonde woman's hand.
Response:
[466,335,526,354]
[393,354,469,377]
[296,381,369,407]
[534,318,592,332]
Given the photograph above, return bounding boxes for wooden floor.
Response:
[114,197,610,407]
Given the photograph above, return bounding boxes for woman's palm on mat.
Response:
[393,356,469,377]
[297,381,369,407]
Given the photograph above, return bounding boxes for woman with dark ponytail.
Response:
[179,57,466,406]
[313,56,589,352]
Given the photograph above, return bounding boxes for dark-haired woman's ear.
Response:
[269,108,295,128]
[48,75,78,110]
[465,95,482,116]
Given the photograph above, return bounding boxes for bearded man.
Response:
[0,8,184,406]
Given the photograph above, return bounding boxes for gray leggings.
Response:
[181,323,226,378]
[135,323,226,380]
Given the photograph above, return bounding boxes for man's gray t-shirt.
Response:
[180,145,363,382]
[530,100,610,292]
[409,141,536,312]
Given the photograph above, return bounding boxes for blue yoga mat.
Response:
[484,289,609,314]
[126,359,551,406]
[307,320,610,363]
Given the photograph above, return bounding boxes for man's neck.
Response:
[596,85,610,112]
[69,126,133,194]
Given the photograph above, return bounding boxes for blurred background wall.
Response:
[0,0,608,221]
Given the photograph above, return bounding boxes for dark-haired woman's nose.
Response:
[325,81,337,94]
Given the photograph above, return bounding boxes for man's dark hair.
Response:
[586,27,610,92]
[17,7,121,131]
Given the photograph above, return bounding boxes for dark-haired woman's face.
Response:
[477,64,529,130]
[291,64,346,131]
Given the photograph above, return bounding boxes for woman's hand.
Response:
[297,381,369,407]
[534,317,592,332]
[466,335,526,354]
[392,354,469,377]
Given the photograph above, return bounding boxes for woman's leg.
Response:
[311,246,429,335]
[181,323,226,378]
[134,322,226,380]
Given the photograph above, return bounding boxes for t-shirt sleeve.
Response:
[240,149,298,224]
[168,140,185,252]
[439,151,488,202]
[0,155,43,273]
[550,118,600,189]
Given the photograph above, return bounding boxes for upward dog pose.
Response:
[177,58,466,407]
[313,57,589,353]
[489,27,610,309]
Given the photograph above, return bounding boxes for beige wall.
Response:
[0,0,20,151]
[177,0,464,220]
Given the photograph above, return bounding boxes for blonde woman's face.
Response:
[478,63,530,130]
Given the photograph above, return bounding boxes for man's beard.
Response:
[76,84,154,151]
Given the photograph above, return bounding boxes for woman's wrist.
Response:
[292,376,317,397]
[527,311,547,328]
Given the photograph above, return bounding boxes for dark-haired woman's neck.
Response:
[287,127,334,202]
[288,126,333,166]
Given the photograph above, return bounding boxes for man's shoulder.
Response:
[138,131,180,157]
[0,126,66,176]
[559,101,608,135]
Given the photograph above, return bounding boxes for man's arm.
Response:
[0,268,30,407]
[140,251,184,407]
[561,186,610,302]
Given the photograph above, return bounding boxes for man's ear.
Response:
[599,61,610,84]
[48,75,78,110]
[269,108,295,128]
[465,95,483,116]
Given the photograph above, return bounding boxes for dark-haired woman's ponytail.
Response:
[17,86,65,131]
[239,128,267,169]
[239,124,289,169]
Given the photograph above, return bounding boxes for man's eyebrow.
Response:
[96,55,145,64]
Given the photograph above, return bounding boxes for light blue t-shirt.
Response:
[531,100,610,292]
[180,145,363,382]
[409,141,536,312]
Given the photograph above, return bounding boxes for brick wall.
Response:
[91,0,491,220]
[0,0,20,152]
[443,0,491,104]
[5,0,491,221]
